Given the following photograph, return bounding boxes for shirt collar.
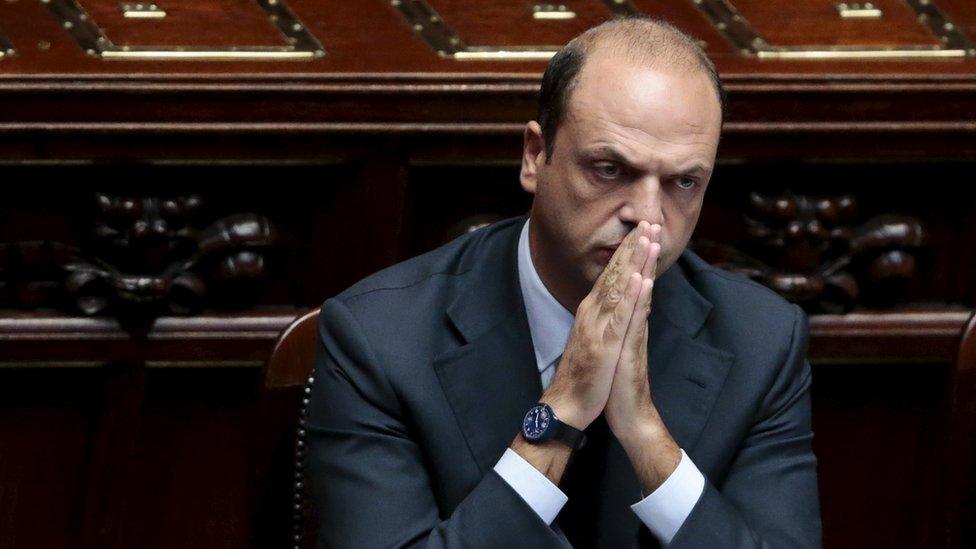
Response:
[517,218,576,373]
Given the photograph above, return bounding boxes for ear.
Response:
[519,121,546,195]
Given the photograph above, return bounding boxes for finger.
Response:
[593,222,641,285]
[638,243,658,322]
[604,272,642,344]
[619,277,654,364]
[599,234,650,314]
[648,223,662,244]
[640,227,661,280]
[595,222,646,299]
[595,221,650,299]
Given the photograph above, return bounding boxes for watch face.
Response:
[522,404,552,441]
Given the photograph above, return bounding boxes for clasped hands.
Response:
[512,221,681,493]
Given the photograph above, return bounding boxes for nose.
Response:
[619,175,664,227]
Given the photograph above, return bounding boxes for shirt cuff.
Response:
[493,448,568,525]
[630,448,705,545]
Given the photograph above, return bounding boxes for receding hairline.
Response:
[571,18,709,65]
[535,16,725,162]
[561,18,723,115]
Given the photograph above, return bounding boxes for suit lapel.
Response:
[433,218,543,474]
[647,262,735,452]
[433,311,542,474]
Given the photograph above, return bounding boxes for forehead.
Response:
[561,50,721,165]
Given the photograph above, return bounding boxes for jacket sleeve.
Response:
[304,297,567,548]
[669,304,822,548]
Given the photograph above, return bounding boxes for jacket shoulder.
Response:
[321,217,523,361]
[336,217,522,302]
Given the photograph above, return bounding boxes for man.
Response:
[307,17,821,548]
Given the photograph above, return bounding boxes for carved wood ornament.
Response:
[694,192,927,313]
[0,193,279,324]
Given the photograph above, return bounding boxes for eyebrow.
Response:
[676,163,712,178]
[581,145,635,165]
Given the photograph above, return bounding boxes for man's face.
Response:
[520,50,722,304]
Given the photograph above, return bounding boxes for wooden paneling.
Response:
[0,368,97,548]
[85,0,286,48]
[421,0,618,47]
[812,361,953,549]
[2,310,968,548]
[0,0,972,73]
[732,0,941,47]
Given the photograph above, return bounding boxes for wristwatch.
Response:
[521,403,587,450]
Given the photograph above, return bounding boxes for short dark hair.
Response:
[536,17,727,163]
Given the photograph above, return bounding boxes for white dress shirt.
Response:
[493,218,706,545]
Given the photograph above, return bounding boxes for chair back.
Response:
[265,307,321,389]
[948,312,976,547]
[259,307,321,548]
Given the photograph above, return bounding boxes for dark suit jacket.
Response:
[307,216,821,548]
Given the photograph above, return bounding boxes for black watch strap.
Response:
[552,418,587,450]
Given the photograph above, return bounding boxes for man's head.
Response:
[520,17,724,309]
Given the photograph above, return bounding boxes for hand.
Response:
[604,224,659,442]
[511,220,655,486]
[540,220,654,430]
[604,224,682,492]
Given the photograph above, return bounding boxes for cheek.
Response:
[549,178,617,231]
[538,166,588,210]
[674,187,704,212]
[661,195,704,255]
[561,174,604,212]
[668,192,704,230]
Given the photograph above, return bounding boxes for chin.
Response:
[582,261,605,286]
[656,254,677,276]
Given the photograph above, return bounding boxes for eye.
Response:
[592,162,622,180]
[676,176,698,190]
